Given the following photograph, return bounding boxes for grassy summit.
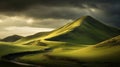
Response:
[44,16,120,44]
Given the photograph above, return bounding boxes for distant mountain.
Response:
[15,32,49,43]
[0,35,23,42]
[44,16,120,44]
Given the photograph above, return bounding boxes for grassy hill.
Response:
[14,32,49,44]
[0,41,49,67]
[0,42,46,58]
[0,15,120,67]
[44,16,120,44]
[0,35,23,42]
[15,35,120,67]
[49,35,120,62]
[14,16,120,45]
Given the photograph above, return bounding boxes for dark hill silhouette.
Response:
[1,35,23,42]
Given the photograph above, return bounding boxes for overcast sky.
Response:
[0,0,120,38]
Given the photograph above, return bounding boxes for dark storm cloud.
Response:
[0,0,120,38]
[0,0,120,27]
[23,6,88,19]
[0,0,119,11]
[0,0,83,11]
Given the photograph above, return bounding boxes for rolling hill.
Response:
[49,35,120,62]
[95,35,120,48]
[43,16,120,44]
[0,15,119,67]
[0,35,23,42]
[15,35,120,67]
[15,32,49,44]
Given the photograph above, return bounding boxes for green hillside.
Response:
[0,42,46,58]
[16,35,120,67]
[49,35,120,62]
[15,32,49,44]
[44,16,120,44]
[0,35,23,42]
[0,15,120,67]
[0,41,48,67]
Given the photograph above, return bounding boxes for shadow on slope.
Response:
[45,16,120,44]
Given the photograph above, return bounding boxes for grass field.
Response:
[14,35,120,67]
[0,16,120,67]
[0,42,47,58]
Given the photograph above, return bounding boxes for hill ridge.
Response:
[0,35,23,42]
[44,16,120,44]
[42,16,87,39]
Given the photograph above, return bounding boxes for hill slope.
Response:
[44,16,120,44]
[15,35,120,67]
[15,32,49,44]
[94,35,120,47]
[49,35,120,62]
[0,35,23,42]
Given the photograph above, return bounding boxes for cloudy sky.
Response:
[0,0,120,38]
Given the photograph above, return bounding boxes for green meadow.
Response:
[0,16,120,67]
